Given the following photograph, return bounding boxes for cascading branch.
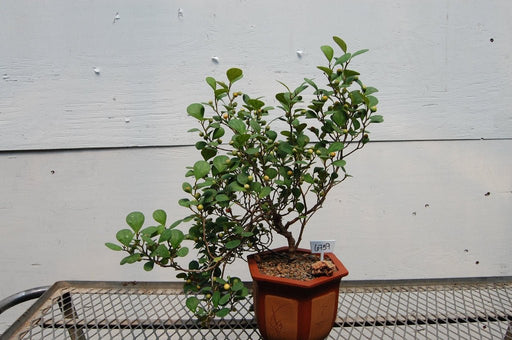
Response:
[106,36,383,323]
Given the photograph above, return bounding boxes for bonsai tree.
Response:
[106,36,382,322]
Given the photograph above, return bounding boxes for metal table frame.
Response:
[2,277,512,339]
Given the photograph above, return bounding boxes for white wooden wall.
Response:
[1,0,511,330]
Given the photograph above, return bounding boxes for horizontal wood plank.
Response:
[1,0,511,150]
[0,140,510,303]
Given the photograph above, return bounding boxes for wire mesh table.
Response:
[2,277,512,339]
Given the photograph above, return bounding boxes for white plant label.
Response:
[310,240,335,261]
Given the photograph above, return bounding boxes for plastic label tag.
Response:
[310,240,335,261]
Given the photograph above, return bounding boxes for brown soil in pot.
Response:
[253,251,336,281]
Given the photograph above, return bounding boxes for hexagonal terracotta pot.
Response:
[248,247,349,340]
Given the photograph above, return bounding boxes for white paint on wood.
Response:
[1,0,511,150]
[0,1,511,331]
[0,140,510,306]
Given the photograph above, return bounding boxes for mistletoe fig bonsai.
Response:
[107,36,382,323]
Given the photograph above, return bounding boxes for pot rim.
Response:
[247,246,349,288]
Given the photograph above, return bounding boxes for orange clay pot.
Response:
[248,247,349,340]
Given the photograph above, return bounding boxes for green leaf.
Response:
[249,119,261,133]
[335,53,351,65]
[328,142,344,152]
[239,286,249,297]
[105,242,122,251]
[246,147,259,155]
[189,260,199,270]
[187,103,205,120]
[212,291,221,307]
[182,182,192,193]
[153,210,167,225]
[367,95,379,107]
[225,239,241,249]
[177,247,189,257]
[141,226,158,237]
[258,187,271,198]
[213,155,230,172]
[170,219,182,228]
[303,173,314,184]
[217,81,228,89]
[236,173,249,185]
[352,49,369,58]
[213,292,226,302]
[303,78,318,90]
[120,253,141,265]
[320,45,334,62]
[364,87,379,95]
[213,127,225,139]
[266,130,277,141]
[193,160,211,179]
[226,68,243,83]
[170,229,185,248]
[232,281,244,292]
[159,229,173,242]
[126,212,144,233]
[183,214,195,222]
[317,66,333,75]
[201,147,217,161]
[234,133,250,146]
[228,182,244,192]
[215,88,228,100]
[216,194,230,202]
[154,244,170,258]
[143,261,154,271]
[228,119,246,134]
[178,198,191,207]
[350,90,364,105]
[195,141,207,150]
[332,159,347,167]
[275,93,290,109]
[264,168,278,179]
[215,308,230,317]
[116,229,134,246]
[218,294,230,306]
[186,297,200,312]
[343,69,360,78]
[277,142,293,155]
[370,115,384,123]
[333,36,347,53]
[332,110,347,127]
[206,77,216,90]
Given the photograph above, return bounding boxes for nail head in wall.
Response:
[50,170,55,174]
[424,203,430,208]
[296,50,304,58]
[2,74,8,80]
[93,67,101,75]
[211,56,219,64]
[125,117,130,123]
[178,8,184,18]
[113,12,120,24]
[412,211,416,216]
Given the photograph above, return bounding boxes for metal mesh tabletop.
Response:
[2,277,512,339]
